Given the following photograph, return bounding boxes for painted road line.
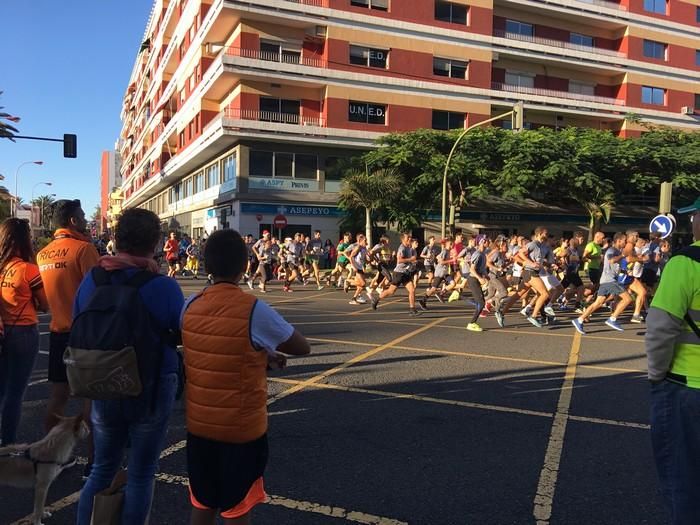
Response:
[28,378,47,387]
[267,317,446,406]
[269,290,337,306]
[533,331,581,525]
[567,414,650,430]
[155,473,408,524]
[349,298,402,316]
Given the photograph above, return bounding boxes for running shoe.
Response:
[520,306,532,317]
[247,280,254,290]
[448,291,460,303]
[436,292,446,304]
[466,322,483,332]
[605,318,624,332]
[526,316,543,328]
[479,310,488,318]
[409,308,423,317]
[317,285,324,291]
[630,315,644,324]
[544,305,556,318]
[343,281,351,293]
[366,286,373,295]
[571,318,586,335]
[283,286,293,293]
[495,311,505,328]
[371,296,379,310]
[349,299,359,305]
[418,298,428,311]
[356,296,367,304]
[484,302,493,313]
[574,307,585,315]
[377,286,384,294]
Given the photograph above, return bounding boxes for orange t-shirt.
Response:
[0,258,43,326]
[37,229,99,333]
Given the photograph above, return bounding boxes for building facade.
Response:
[100,149,122,232]
[118,0,700,239]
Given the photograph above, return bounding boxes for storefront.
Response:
[237,202,346,241]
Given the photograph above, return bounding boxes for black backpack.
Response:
[64,268,166,401]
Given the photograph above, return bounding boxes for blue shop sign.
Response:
[241,203,343,217]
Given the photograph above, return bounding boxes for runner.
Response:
[306,230,325,290]
[419,237,455,309]
[249,231,270,290]
[623,230,649,324]
[186,241,201,279]
[420,236,440,284]
[583,231,605,289]
[368,235,393,295]
[465,236,491,332]
[282,233,303,293]
[164,231,180,278]
[518,227,552,328]
[371,232,421,316]
[346,233,370,305]
[484,236,509,328]
[572,232,634,334]
[244,234,257,284]
[558,236,586,313]
[326,232,352,288]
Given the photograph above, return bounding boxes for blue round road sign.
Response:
[649,214,675,239]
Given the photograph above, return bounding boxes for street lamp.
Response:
[32,182,53,203]
[14,161,44,217]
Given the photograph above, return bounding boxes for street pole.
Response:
[659,181,673,214]
[441,108,520,238]
[14,161,44,217]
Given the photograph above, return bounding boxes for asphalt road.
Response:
[2,277,666,525]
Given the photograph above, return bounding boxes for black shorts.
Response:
[561,272,583,289]
[431,275,453,289]
[48,331,70,383]
[588,268,601,286]
[522,269,538,284]
[187,432,268,511]
[390,271,412,287]
[641,268,658,287]
[167,258,178,268]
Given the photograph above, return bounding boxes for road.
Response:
[3,277,666,525]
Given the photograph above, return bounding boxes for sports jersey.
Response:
[348,243,368,271]
[164,238,179,261]
[470,250,488,277]
[524,241,545,271]
[284,241,299,264]
[337,242,351,264]
[307,238,323,258]
[37,229,99,333]
[601,247,622,284]
[435,249,451,278]
[0,258,43,325]
[394,244,414,273]
[584,241,602,270]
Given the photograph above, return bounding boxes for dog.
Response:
[0,414,89,525]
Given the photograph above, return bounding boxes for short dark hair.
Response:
[115,208,162,256]
[204,229,247,278]
[52,199,83,229]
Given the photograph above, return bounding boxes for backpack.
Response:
[64,268,166,401]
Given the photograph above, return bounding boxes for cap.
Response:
[262,230,270,235]
[678,197,700,214]
[476,235,488,245]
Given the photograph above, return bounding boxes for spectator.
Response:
[325,239,336,269]
[182,229,310,524]
[0,218,49,444]
[75,209,184,525]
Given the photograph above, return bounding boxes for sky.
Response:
[0,1,153,217]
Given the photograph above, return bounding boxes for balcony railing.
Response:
[492,82,624,106]
[528,0,627,11]
[224,108,326,127]
[493,30,625,58]
[224,47,327,69]
[283,0,329,7]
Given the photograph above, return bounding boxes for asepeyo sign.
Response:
[248,177,319,192]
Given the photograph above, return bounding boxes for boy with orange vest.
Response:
[181,229,310,525]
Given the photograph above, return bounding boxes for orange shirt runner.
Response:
[37,229,99,333]
[0,258,44,326]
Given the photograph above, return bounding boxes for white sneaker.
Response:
[356,296,367,304]
[544,305,556,318]
[520,306,532,317]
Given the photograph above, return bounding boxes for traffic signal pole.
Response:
[440,102,524,239]
[12,134,78,158]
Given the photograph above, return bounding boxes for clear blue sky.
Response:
[0,1,152,217]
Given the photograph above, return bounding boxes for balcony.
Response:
[224,46,327,69]
[492,82,624,106]
[283,0,329,6]
[224,108,326,127]
[526,0,627,12]
[493,30,625,59]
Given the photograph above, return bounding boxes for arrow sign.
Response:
[649,214,675,239]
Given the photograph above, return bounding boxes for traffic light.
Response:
[63,134,77,158]
[511,101,524,132]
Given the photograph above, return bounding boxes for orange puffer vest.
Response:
[182,283,267,444]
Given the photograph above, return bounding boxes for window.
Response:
[569,81,595,96]
[260,41,301,64]
[505,19,533,37]
[697,6,700,23]
[433,57,468,79]
[295,155,318,179]
[505,71,535,89]
[432,110,464,130]
[642,86,666,105]
[250,151,273,177]
[349,45,389,68]
[348,101,387,125]
[194,172,204,193]
[223,154,236,182]
[350,0,388,10]
[643,0,666,14]
[259,97,300,124]
[206,163,219,188]
[570,33,594,47]
[184,177,193,198]
[643,39,667,60]
[275,153,293,178]
[435,1,468,24]
[694,93,700,109]
[696,50,700,66]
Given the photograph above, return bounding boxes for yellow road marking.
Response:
[533,332,581,525]
[267,318,446,405]
[305,337,646,374]
[155,473,408,524]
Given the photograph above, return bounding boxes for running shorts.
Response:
[522,269,538,284]
[390,271,412,287]
[187,432,268,513]
[48,331,70,383]
[640,268,658,288]
[431,275,453,289]
[588,268,601,286]
[597,281,625,297]
[541,273,561,292]
[561,272,584,289]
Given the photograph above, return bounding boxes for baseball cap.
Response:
[678,197,700,214]
[262,230,270,235]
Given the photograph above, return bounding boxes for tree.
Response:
[31,194,57,230]
[338,168,401,246]
[0,91,20,141]
[92,205,102,236]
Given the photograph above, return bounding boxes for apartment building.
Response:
[117,0,700,238]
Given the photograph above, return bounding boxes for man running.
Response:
[518,227,553,328]
[419,237,455,308]
[465,236,491,332]
[420,236,440,284]
[583,231,605,288]
[326,232,352,288]
[346,234,370,305]
[371,232,421,316]
[306,230,325,290]
[572,232,634,334]
[368,235,393,294]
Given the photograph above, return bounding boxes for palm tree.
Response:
[31,194,56,229]
[338,168,401,246]
[0,91,20,141]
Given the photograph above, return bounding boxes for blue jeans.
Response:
[650,380,700,525]
[0,324,39,444]
[77,373,178,525]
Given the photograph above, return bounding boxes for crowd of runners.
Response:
[234,228,671,334]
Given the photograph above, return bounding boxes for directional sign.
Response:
[649,214,675,239]
[273,214,288,229]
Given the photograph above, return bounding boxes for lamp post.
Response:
[14,161,44,217]
[32,182,53,228]
[40,193,57,230]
